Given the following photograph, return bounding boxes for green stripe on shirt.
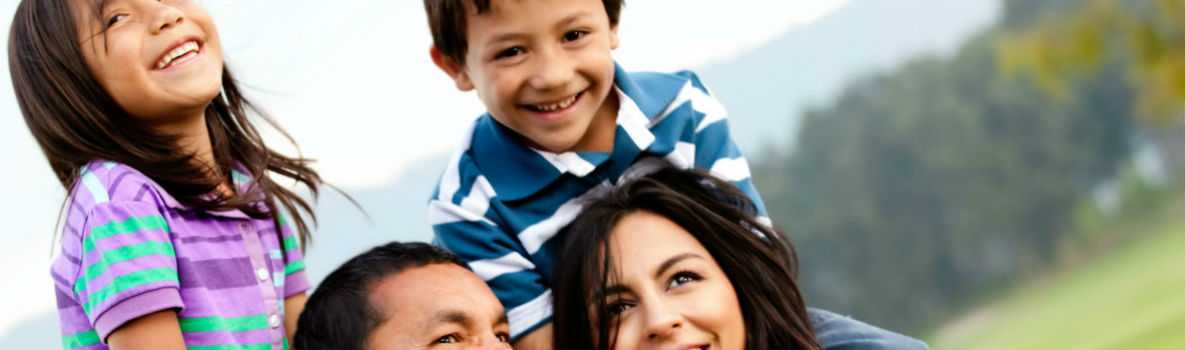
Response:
[284,260,305,276]
[179,315,270,333]
[84,215,170,253]
[61,330,99,349]
[82,267,179,315]
[75,241,176,295]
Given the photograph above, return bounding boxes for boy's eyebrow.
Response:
[554,11,593,28]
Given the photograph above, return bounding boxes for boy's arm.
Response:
[681,72,770,221]
[429,199,553,341]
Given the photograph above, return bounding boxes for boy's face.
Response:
[434,0,620,153]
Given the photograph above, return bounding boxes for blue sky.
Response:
[0,0,855,333]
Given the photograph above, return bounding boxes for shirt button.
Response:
[268,314,281,328]
[256,268,270,281]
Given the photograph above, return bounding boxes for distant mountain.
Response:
[699,0,1000,155]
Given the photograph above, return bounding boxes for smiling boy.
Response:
[424,0,766,344]
[422,1,924,349]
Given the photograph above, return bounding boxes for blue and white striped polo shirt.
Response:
[428,64,768,339]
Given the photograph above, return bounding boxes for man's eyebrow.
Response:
[430,310,473,326]
[496,312,509,326]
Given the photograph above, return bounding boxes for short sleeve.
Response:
[278,215,310,297]
[683,73,770,219]
[74,201,183,341]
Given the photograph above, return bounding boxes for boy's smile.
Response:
[433,0,620,153]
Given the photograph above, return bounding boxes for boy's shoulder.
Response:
[616,67,713,117]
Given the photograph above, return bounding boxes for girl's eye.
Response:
[496,332,511,343]
[106,14,128,27]
[434,334,459,344]
[495,47,524,60]
[563,30,588,43]
[667,271,702,290]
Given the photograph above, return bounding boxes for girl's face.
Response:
[72,0,223,123]
[600,210,746,350]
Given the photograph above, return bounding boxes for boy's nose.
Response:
[527,50,575,91]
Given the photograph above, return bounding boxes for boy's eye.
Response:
[494,47,524,60]
[667,271,702,290]
[563,30,588,43]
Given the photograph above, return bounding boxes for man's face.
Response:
[436,0,620,153]
[366,263,513,350]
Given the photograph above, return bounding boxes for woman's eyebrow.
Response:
[654,253,703,279]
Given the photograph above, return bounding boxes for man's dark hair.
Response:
[423,0,624,65]
[294,242,466,350]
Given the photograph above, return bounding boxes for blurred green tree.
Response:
[999,0,1184,124]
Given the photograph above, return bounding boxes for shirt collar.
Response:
[470,63,685,201]
[156,167,257,220]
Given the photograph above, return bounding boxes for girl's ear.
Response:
[430,46,474,91]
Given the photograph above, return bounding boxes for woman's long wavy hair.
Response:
[9,0,323,246]
[552,167,821,350]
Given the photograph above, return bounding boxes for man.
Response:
[294,242,512,349]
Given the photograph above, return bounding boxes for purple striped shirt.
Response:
[52,161,310,350]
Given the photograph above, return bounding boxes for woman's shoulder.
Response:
[808,308,929,350]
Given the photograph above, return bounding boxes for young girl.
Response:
[9,1,322,349]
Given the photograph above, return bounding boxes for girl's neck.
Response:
[160,111,234,196]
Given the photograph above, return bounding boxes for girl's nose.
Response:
[148,3,185,34]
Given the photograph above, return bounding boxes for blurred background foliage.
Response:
[752,0,1184,347]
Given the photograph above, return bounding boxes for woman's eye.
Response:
[434,334,459,344]
[563,30,588,42]
[496,332,511,343]
[667,271,702,289]
[495,47,524,60]
[606,301,634,316]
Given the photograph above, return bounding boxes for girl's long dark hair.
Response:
[552,167,821,350]
[9,0,323,246]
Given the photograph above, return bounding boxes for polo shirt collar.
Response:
[470,63,685,201]
[156,167,257,220]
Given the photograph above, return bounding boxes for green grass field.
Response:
[926,196,1185,350]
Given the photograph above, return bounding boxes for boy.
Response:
[423,1,926,349]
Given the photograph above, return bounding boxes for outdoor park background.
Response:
[1,0,1182,348]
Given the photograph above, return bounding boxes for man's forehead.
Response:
[370,264,505,322]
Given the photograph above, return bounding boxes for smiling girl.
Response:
[9,0,322,349]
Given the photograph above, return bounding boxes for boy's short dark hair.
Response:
[424,0,624,65]
[293,242,466,350]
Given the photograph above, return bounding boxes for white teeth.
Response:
[156,41,199,69]
[533,94,578,112]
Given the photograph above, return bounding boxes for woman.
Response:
[551,167,927,350]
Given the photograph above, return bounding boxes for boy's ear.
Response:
[609,25,620,50]
[430,46,475,91]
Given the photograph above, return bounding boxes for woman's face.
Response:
[600,210,746,350]
[72,0,223,123]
